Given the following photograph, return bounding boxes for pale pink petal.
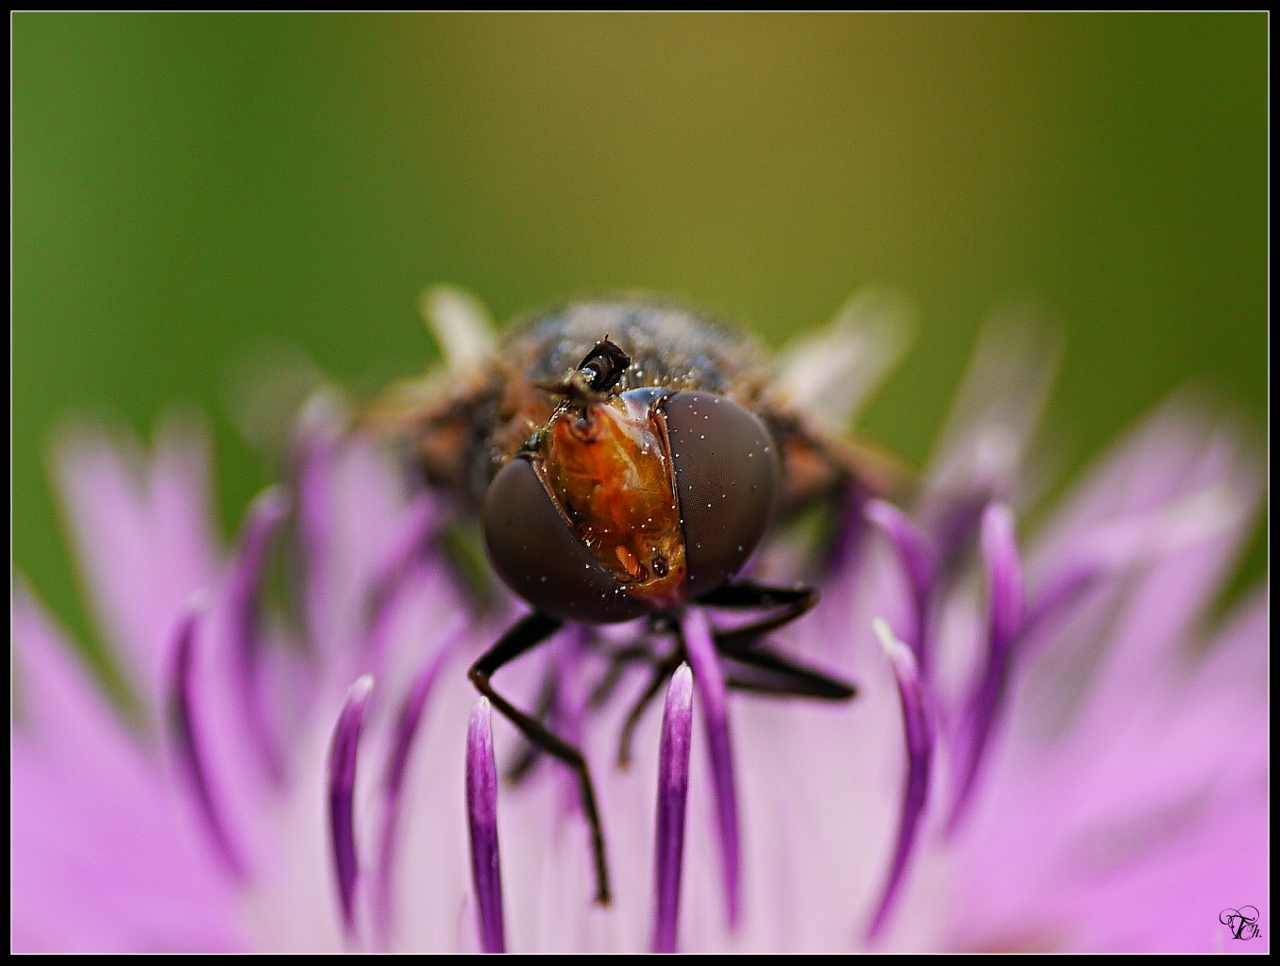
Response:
[1063,593,1269,954]
[291,393,421,675]
[947,590,1268,953]
[52,415,220,711]
[12,585,246,953]
[943,398,1266,955]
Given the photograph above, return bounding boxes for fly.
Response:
[360,292,915,905]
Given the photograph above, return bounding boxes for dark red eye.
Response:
[482,456,650,624]
[662,391,779,596]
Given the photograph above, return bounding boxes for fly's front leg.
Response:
[588,643,660,709]
[503,671,557,785]
[614,651,682,769]
[508,640,656,783]
[721,646,856,700]
[469,612,612,905]
[698,581,819,651]
[698,580,857,700]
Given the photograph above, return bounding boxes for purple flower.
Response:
[12,299,1267,953]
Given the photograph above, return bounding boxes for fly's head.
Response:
[482,338,779,623]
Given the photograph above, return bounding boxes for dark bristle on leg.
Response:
[469,612,612,905]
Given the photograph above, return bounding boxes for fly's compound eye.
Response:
[662,390,779,596]
[482,456,650,624]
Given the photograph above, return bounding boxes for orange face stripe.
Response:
[536,392,687,609]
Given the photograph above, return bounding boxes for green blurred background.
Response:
[14,13,1267,669]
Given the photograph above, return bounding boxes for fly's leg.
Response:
[509,642,659,783]
[698,581,857,699]
[503,671,557,785]
[469,612,612,905]
[588,644,660,709]
[697,581,819,651]
[614,651,683,769]
[721,645,856,700]
[698,580,816,609]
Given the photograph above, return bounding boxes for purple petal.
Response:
[1018,564,1101,661]
[948,502,1026,834]
[981,503,1025,658]
[328,674,375,938]
[947,590,1268,953]
[165,598,247,881]
[1038,479,1255,730]
[367,494,439,621]
[1029,395,1256,572]
[291,392,342,650]
[825,479,870,577]
[466,698,505,954]
[12,744,246,953]
[382,619,461,805]
[868,619,935,942]
[651,663,695,954]
[363,494,442,677]
[1025,395,1261,691]
[942,403,1266,952]
[13,580,144,768]
[292,392,431,673]
[680,605,741,929]
[221,486,290,781]
[922,490,991,579]
[374,617,462,947]
[865,498,936,672]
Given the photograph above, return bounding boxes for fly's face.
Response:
[539,389,688,608]
[481,339,779,623]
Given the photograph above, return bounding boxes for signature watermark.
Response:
[1219,906,1262,941]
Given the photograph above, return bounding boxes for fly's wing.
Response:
[355,285,505,503]
[924,301,1060,503]
[356,372,493,493]
[918,302,1061,545]
[813,428,917,501]
[418,284,497,372]
[769,413,918,510]
[765,289,919,509]
[771,289,915,434]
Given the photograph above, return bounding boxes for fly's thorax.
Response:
[534,388,688,609]
[505,301,773,402]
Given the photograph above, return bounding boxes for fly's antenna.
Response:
[537,336,632,405]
